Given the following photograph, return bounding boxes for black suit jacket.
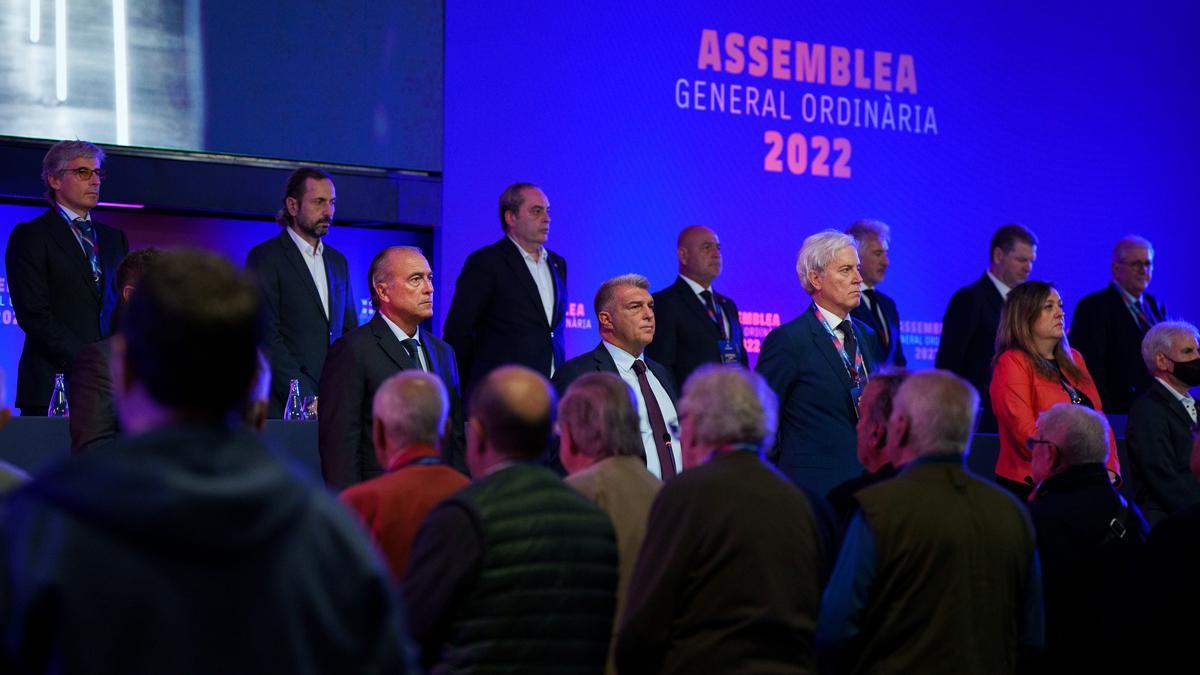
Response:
[755,305,881,497]
[645,276,748,390]
[935,272,1005,432]
[246,228,358,417]
[552,342,678,403]
[851,287,906,367]
[443,238,566,398]
[68,336,117,451]
[1068,283,1166,414]
[318,313,466,489]
[5,208,128,412]
[1126,380,1200,525]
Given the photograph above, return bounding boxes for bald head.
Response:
[677,225,722,286]
[468,365,555,462]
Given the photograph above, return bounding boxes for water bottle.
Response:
[283,378,305,420]
[48,373,70,417]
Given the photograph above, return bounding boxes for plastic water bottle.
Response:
[283,378,305,420]
[48,373,69,417]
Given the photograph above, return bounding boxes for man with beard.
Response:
[247,167,358,417]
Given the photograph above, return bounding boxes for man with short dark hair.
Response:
[247,167,358,417]
[68,247,161,450]
[403,365,617,674]
[847,219,906,367]
[319,246,465,488]
[554,274,681,479]
[0,250,416,673]
[5,139,129,416]
[936,223,1039,432]
[647,225,748,389]
[444,182,567,399]
[1069,236,1167,413]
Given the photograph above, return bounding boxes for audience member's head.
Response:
[678,365,777,469]
[116,247,163,307]
[558,372,644,475]
[595,274,655,356]
[114,249,264,433]
[466,365,555,476]
[371,370,450,471]
[676,225,723,286]
[1030,403,1111,483]
[846,219,890,287]
[1111,235,1154,298]
[856,370,910,473]
[886,370,979,467]
[276,167,335,239]
[1141,321,1200,390]
[796,229,862,316]
[42,139,105,209]
[988,224,1038,287]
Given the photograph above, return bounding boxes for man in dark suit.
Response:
[319,246,466,489]
[443,182,566,398]
[5,140,129,416]
[935,224,1038,432]
[1069,236,1167,414]
[756,230,882,497]
[1126,321,1200,525]
[616,366,824,675]
[847,219,906,367]
[68,247,161,451]
[554,274,681,479]
[646,225,747,391]
[247,167,358,417]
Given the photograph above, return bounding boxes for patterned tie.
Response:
[73,217,101,292]
[1130,298,1155,332]
[862,289,889,351]
[836,319,858,369]
[632,359,676,480]
[401,338,426,371]
[699,290,727,339]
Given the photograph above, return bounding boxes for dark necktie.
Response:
[632,359,676,480]
[1130,299,1155,332]
[862,289,889,351]
[699,290,727,339]
[401,338,426,371]
[836,320,859,379]
[73,217,101,291]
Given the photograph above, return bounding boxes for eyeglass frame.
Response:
[57,167,106,181]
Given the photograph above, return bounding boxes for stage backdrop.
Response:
[439,2,1200,375]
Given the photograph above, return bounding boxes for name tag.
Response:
[718,339,740,364]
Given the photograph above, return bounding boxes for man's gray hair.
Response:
[367,245,426,309]
[681,365,778,449]
[1141,321,1199,374]
[846,219,890,246]
[558,372,644,460]
[1038,403,1110,466]
[795,229,858,294]
[372,370,449,448]
[892,370,979,456]
[594,273,650,318]
[1112,235,1154,263]
[41,140,105,201]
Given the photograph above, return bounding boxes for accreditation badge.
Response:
[718,338,740,364]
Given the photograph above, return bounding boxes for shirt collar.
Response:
[507,235,546,264]
[679,274,713,297]
[57,203,88,222]
[1155,376,1194,402]
[602,339,642,371]
[286,225,324,257]
[379,312,420,344]
[986,270,1012,298]
[814,302,849,326]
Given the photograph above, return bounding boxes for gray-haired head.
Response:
[1141,321,1199,374]
[796,229,858,294]
[41,140,105,203]
[891,370,979,459]
[1112,235,1154,263]
[681,365,778,451]
[1037,403,1110,468]
[373,370,450,450]
[593,273,651,318]
[558,372,644,461]
[846,219,890,246]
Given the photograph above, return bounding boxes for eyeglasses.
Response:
[59,167,106,181]
[1118,260,1152,271]
[1025,437,1058,453]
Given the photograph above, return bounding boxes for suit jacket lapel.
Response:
[47,211,99,299]
[501,238,549,328]
[592,342,620,374]
[370,314,416,370]
[1153,381,1196,430]
[674,277,722,338]
[549,251,566,328]
[805,307,854,389]
[718,294,741,345]
[278,229,330,324]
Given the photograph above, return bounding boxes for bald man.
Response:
[403,366,617,674]
[647,226,748,390]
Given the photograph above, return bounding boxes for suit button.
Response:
[550,331,555,338]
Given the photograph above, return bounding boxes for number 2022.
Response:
[763,131,851,178]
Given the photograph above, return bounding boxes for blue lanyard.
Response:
[813,306,867,385]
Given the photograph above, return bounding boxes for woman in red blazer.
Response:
[990,281,1121,499]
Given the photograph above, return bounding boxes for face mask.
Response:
[1170,357,1200,387]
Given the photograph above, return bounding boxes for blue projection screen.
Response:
[439,3,1200,370]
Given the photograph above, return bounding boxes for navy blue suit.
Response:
[850,287,906,368]
[645,276,748,391]
[755,305,880,497]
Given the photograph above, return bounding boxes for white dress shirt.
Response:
[814,303,851,344]
[508,236,555,325]
[1155,376,1197,425]
[57,203,92,255]
[680,274,730,337]
[287,226,329,320]
[602,340,681,479]
[986,270,1013,300]
[379,314,429,371]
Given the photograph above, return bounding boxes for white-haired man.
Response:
[1070,235,1167,413]
[1126,320,1200,525]
[756,229,882,496]
[847,219,906,367]
[818,370,1044,673]
[617,366,825,675]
